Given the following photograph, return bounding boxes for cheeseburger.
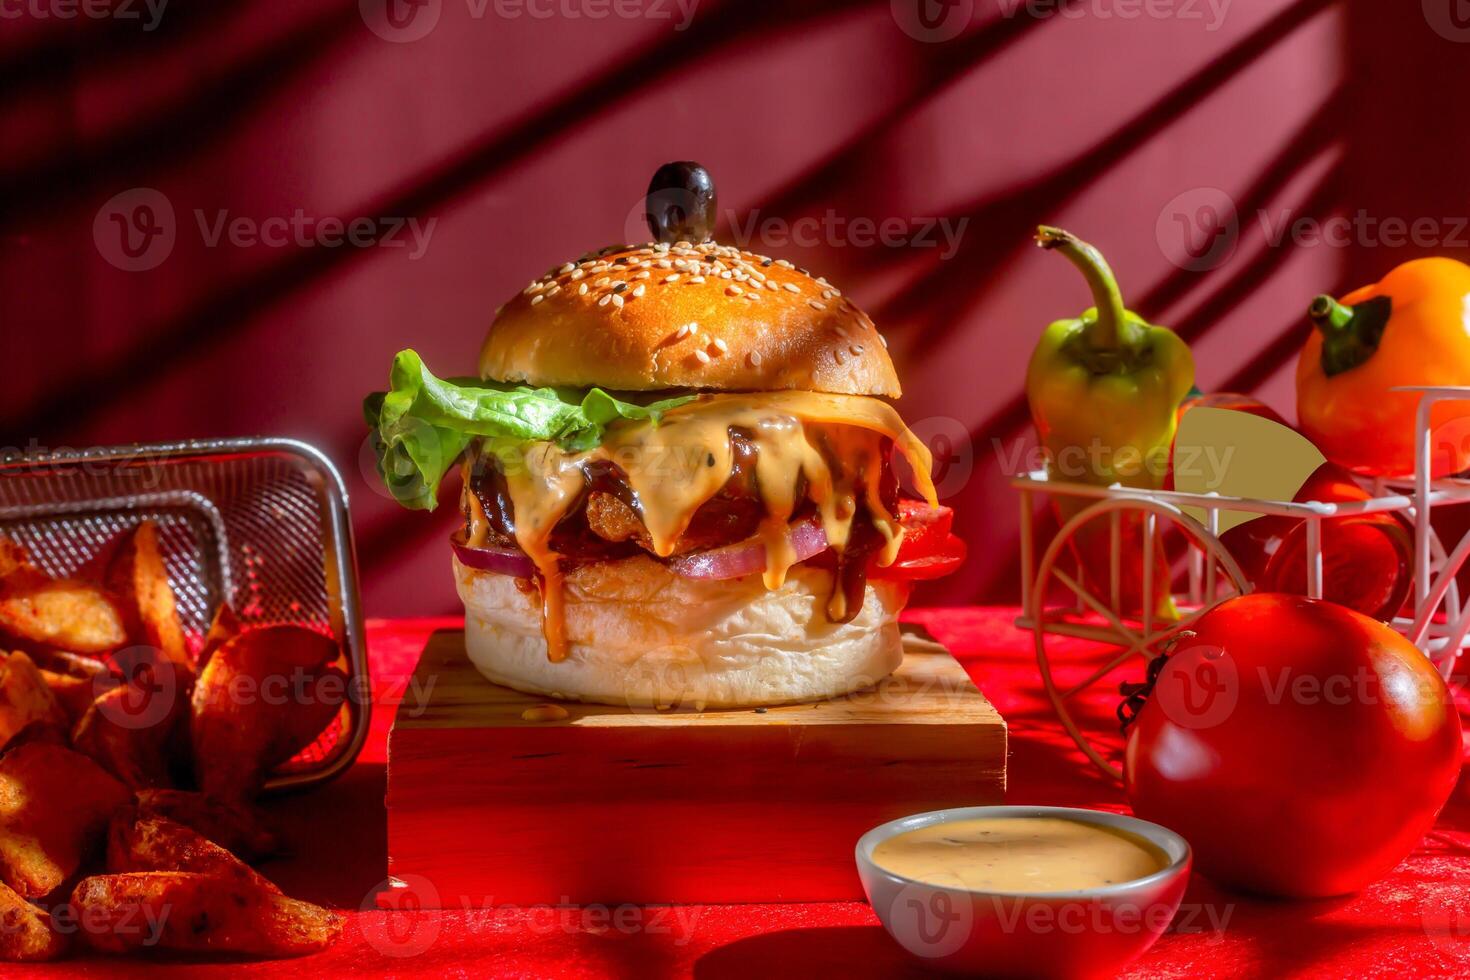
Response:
[365,163,964,707]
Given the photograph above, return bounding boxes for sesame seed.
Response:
[664,274,680,283]
[570,269,586,281]
[694,349,711,364]
[558,262,575,274]
[689,275,706,283]
[594,277,611,287]
[612,281,628,293]
[835,348,848,363]
[850,344,864,355]
[776,259,794,269]
[531,294,545,306]
[675,323,692,339]
[632,283,646,297]
[782,283,800,293]
[578,283,589,295]
[713,338,728,352]
[749,351,763,366]
[658,259,673,269]
[822,290,834,300]
[546,284,561,295]
[765,280,779,291]
[726,285,742,296]
[612,294,624,309]
[809,300,826,311]
[598,294,612,307]
[878,333,889,348]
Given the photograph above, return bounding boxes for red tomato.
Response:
[1124,594,1462,898]
[1219,462,1412,621]
[1177,391,1288,427]
[872,501,966,580]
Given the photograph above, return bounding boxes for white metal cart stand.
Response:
[1014,387,1470,780]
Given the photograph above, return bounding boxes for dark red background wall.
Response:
[4,1,1468,616]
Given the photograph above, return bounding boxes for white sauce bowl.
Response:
[855,805,1192,978]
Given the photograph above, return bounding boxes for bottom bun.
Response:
[454,554,910,708]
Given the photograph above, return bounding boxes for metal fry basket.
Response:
[0,437,369,792]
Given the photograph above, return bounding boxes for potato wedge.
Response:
[134,789,280,862]
[0,741,130,897]
[0,577,129,654]
[25,650,107,724]
[71,871,341,957]
[0,877,67,961]
[198,602,241,671]
[107,808,277,894]
[0,538,34,580]
[191,626,346,801]
[0,652,68,750]
[104,522,191,676]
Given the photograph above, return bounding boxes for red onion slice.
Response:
[451,536,537,578]
[669,517,829,581]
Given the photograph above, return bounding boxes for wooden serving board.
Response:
[384,625,1006,906]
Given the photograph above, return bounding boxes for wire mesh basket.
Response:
[0,437,369,792]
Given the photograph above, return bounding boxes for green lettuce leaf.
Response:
[364,349,694,510]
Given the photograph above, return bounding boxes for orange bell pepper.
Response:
[1296,257,1470,478]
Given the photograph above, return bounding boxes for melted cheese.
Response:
[475,391,937,662]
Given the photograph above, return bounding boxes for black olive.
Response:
[645,161,717,244]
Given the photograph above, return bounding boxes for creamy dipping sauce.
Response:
[871,817,1168,893]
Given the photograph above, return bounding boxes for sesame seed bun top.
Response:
[479,240,901,397]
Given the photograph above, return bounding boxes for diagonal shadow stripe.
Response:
[2,0,1007,444]
[0,6,361,224]
[871,0,1339,344]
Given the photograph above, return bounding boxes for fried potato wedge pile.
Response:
[0,524,349,961]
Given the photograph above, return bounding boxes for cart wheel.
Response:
[1029,497,1250,781]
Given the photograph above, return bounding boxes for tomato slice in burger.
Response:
[872,500,966,580]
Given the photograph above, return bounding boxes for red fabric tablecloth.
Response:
[40,608,1470,978]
